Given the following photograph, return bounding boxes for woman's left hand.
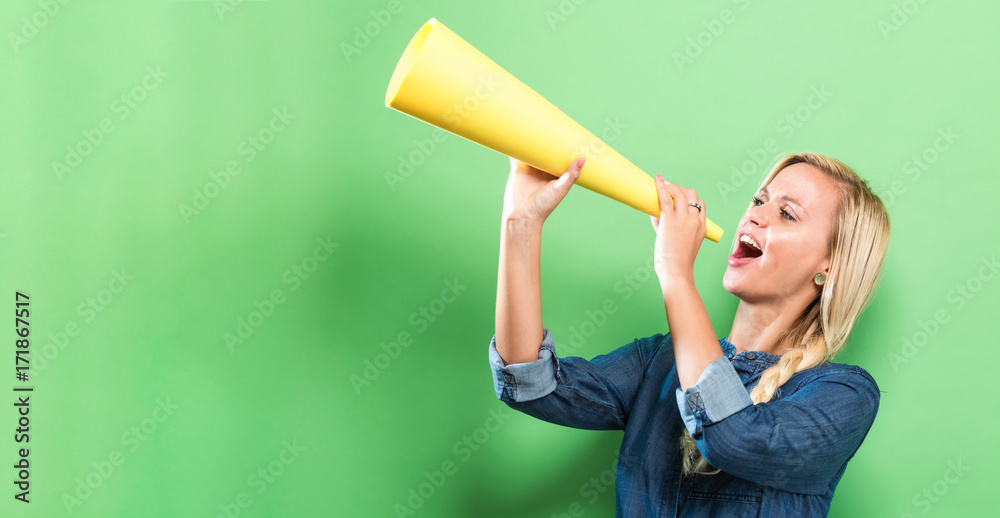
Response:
[650,174,707,288]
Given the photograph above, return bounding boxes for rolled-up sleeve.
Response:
[487,327,671,431]
[488,327,560,402]
[687,366,881,494]
[675,356,754,437]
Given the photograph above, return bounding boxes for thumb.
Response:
[654,174,675,214]
[532,157,585,219]
[552,157,585,197]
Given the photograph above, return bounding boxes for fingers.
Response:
[660,177,687,213]
[553,157,584,195]
[656,175,703,212]
[654,174,676,214]
[538,157,585,218]
[655,174,707,234]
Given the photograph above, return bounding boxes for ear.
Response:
[820,251,832,274]
[814,251,833,287]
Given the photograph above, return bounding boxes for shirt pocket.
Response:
[679,474,763,518]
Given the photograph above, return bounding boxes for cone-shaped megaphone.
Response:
[385,18,723,242]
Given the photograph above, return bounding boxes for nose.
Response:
[747,200,768,228]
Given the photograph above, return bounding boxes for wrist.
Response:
[659,270,696,293]
[501,217,544,237]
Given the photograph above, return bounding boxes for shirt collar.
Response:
[719,336,783,367]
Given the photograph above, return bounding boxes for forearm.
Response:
[661,276,722,390]
[495,218,546,365]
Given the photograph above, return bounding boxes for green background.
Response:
[2,1,997,517]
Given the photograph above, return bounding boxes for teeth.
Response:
[740,234,761,251]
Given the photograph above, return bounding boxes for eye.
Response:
[750,196,795,221]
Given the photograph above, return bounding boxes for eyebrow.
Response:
[759,186,808,217]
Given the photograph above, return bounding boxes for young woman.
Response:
[489,152,889,517]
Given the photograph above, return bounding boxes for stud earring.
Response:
[814,272,826,286]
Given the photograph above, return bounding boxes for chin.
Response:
[721,270,738,295]
[722,269,755,300]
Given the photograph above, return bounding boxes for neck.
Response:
[727,297,807,356]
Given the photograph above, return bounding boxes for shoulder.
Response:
[790,360,882,406]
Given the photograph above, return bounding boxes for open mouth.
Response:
[732,238,763,260]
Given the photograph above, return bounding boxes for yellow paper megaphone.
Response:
[385,18,723,243]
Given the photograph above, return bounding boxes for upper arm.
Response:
[488,327,672,431]
[696,369,881,493]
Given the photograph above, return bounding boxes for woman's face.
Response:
[722,163,842,303]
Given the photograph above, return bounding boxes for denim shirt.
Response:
[488,327,881,517]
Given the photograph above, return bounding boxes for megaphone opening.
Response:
[385,18,438,107]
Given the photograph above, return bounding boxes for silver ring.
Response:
[688,202,702,213]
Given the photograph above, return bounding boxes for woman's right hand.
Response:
[501,157,585,225]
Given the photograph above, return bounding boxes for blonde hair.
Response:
[680,151,891,477]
